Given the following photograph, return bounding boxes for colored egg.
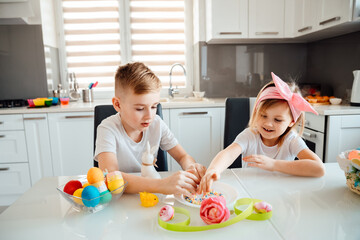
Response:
[63,180,82,195]
[81,185,100,207]
[82,182,90,188]
[348,150,360,160]
[108,179,124,194]
[92,181,108,193]
[87,167,104,184]
[73,188,84,205]
[351,158,360,170]
[100,190,112,204]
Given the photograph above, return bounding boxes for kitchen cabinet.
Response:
[48,112,94,176]
[205,0,248,42]
[317,0,353,30]
[325,114,360,163]
[168,108,223,171]
[294,0,319,36]
[248,0,285,38]
[23,114,53,185]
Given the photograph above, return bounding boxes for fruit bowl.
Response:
[337,150,360,195]
[57,177,127,213]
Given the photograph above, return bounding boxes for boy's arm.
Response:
[97,152,198,195]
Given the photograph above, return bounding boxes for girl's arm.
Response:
[198,143,243,193]
[243,149,325,177]
[167,144,206,181]
[97,152,198,196]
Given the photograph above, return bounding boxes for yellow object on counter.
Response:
[139,192,159,207]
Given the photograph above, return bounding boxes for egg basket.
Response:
[336,150,360,196]
[57,177,128,213]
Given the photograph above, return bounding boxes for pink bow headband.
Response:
[254,72,318,122]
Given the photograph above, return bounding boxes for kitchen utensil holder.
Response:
[83,89,94,102]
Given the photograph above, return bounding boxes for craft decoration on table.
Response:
[159,205,175,222]
[254,201,272,213]
[157,198,273,232]
[139,192,159,207]
[184,191,223,205]
[336,149,360,195]
[141,141,161,179]
[106,171,125,194]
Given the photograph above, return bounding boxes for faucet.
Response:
[169,63,186,98]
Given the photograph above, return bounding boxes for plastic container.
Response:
[33,98,45,107]
[45,98,53,107]
[60,98,70,106]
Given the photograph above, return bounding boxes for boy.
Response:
[94,62,206,196]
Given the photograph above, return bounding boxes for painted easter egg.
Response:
[63,180,82,195]
[348,150,360,161]
[81,185,100,207]
[87,167,104,184]
[73,188,84,205]
[100,190,112,204]
[108,179,125,194]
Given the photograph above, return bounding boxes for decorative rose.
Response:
[254,201,272,213]
[200,196,230,225]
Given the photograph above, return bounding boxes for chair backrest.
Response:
[224,98,250,168]
[93,104,168,171]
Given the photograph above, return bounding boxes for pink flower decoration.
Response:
[159,205,174,222]
[200,196,230,225]
[254,201,272,213]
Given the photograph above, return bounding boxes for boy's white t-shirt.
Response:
[94,114,178,173]
[234,128,308,167]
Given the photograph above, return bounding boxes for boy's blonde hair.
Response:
[115,62,161,95]
[248,80,305,147]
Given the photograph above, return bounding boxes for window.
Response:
[59,0,192,96]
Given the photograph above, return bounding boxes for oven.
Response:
[302,114,326,162]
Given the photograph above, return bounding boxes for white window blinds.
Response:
[61,0,187,89]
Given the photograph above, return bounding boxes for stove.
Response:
[0,99,28,108]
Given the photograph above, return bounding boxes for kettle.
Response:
[351,70,360,106]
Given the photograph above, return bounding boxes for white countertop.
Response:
[0,163,359,239]
[312,104,360,115]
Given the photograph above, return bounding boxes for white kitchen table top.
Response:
[1,163,358,239]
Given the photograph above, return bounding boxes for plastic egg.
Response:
[64,180,83,195]
[92,181,108,193]
[108,179,125,194]
[82,182,90,188]
[87,167,104,184]
[81,186,100,207]
[100,190,112,204]
[73,188,84,205]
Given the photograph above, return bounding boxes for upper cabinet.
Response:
[294,0,318,37]
[248,0,285,38]
[206,0,248,42]
[317,0,354,30]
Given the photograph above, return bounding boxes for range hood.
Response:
[0,0,34,24]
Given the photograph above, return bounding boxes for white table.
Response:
[0,163,358,239]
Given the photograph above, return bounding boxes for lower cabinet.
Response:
[48,112,94,176]
[168,107,224,171]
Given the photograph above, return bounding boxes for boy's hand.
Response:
[186,163,206,183]
[161,171,198,197]
[197,169,220,194]
[243,155,276,171]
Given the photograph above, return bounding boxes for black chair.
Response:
[224,98,250,168]
[93,104,168,171]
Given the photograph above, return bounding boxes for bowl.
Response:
[337,150,360,195]
[193,91,205,98]
[44,98,53,107]
[27,99,35,107]
[57,177,127,213]
[51,97,59,105]
[33,98,45,107]
[330,98,342,105]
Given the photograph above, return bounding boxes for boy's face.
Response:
[113,88,160,133]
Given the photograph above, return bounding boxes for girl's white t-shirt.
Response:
[234,128,308,167]
[94,113,178,173]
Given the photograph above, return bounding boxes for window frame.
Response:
[55,0,194,99]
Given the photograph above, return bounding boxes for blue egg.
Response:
[100,190,112,204]
[82,186,100,207]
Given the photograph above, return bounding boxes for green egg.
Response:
[100,190,112,204]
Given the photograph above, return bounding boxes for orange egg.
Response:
[348,150,360,160]
[87,167,104,184]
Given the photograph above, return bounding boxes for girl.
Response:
[199,72,325,193]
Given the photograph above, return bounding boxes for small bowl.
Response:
[27,99,35,107]
[44,98,53,107]
[193,91,205,98]
[60,97,70,105]
[57,177,127,213]
[33,98,45,107]
[330,98,342,105]
[51,97,59,105]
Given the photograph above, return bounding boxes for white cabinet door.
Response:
[318,0,353,30]
[169,108,222,171]
[325,115,360,163]
[294,0,319,36]
[249,0,285,38]
[48,112,94,176]
[206,0,248,42]
[23,114,53,185]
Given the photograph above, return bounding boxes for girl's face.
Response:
[113,89,160,135]
[255,101,294,146]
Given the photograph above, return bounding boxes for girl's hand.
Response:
[197,169,220,194]
[161,171,198,197]
[186,163,207,183]
[243,155,276,171]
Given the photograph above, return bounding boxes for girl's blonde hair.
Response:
[248,80,305,147]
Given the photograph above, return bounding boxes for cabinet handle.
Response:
[298,26,312,32]
[303,132,317,138]
[182,112,208,115]
[24,117,46,120]
[0,167,10,171]
[255,32,279,35]
[305,120,310,126]
[65,115,94,119]
[219,32,242,35]
[319,16,340,25]
[0,135,5,138]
